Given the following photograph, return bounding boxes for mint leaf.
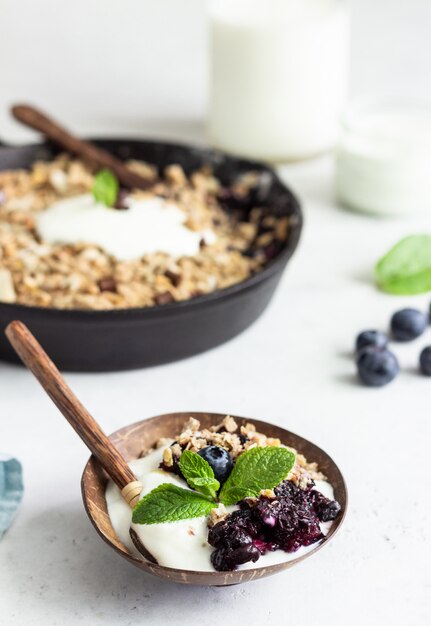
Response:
[132,483,215,525]
[178,450,220,500]
[219,447,296,505]
[92,169,119,207]
[375,235,431,295]
[187,476,220,500]
[218,485,257,504]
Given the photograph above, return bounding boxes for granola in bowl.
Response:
[0,155,290,310]
[105,416,342,572]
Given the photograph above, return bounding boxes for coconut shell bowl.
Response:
[6,321,347,587]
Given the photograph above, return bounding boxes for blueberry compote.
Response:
[208,480,341,571]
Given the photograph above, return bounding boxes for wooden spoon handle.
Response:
[11,104,150,191]
[5,320,142,507]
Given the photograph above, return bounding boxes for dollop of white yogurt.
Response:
[105,444,336,572]
[36,194,214,260]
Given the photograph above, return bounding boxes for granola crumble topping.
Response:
[0,156,290,310]
[157,416,326,486]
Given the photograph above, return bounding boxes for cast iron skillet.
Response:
[0,138,302,371]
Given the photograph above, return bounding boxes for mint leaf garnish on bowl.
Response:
[92,168,119,207]
[178,450,220,501]
[375,235,431,295]
[132,484,215,525]
[133,446,296,524]
[219,447,296,506]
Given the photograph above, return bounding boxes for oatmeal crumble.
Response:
[0,156,290,310]
[157,416,326,486]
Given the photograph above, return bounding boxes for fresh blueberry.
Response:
[198,445,234,484]
[391,308,428,341]
[356,347,399,387]
[355,330,388,353]
[419,346,431,376]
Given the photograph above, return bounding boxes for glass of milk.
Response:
[208,0,350,162]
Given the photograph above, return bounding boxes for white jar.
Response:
[208,0,350,162]
[336,99,431,216]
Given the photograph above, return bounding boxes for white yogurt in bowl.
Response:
[105,443,336,572]
[36,194,215,261]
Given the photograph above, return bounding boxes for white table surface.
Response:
[1,1,431,625]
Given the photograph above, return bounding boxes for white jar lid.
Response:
[336,98,431,216]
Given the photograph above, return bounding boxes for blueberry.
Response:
[355,330,388,353]
[210,548,234,571]
[198,445,233,484]
[419,346,431,376]
[391,308,428,341]
[210,544,260,571]
[310,490,342,522]
[356,347,399,387]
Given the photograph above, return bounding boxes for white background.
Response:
[1,1,431,625]
[1,0,431,142]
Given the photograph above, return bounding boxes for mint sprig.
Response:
[133,446,296,525]
[375,235,431,295]
[219,447,296,505]
[178,450,220,501]
[132,483,214,525]
[92,168,119,207]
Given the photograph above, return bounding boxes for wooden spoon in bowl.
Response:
[5,320,143,508]
[11,104,151,190]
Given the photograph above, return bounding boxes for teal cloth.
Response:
[0,455,23,539]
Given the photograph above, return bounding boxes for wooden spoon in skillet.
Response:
[11,104,151,190]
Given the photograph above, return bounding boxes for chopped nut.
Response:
[162,447,173,467]
[0,269,16,303]
[275,217,289,241]
[31,162,50,186]
[127,160,158,182]
[49,169,68,193]
[260,489,276,499]
[248,432,267,446]
[189,437,206,450]
[165,164,187,186]
[221,415,238,433]
[177,429,195,446]
[207,504,228,527]
[184,417,200,432]
[266,438,281,447]
[171,443,182,458]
